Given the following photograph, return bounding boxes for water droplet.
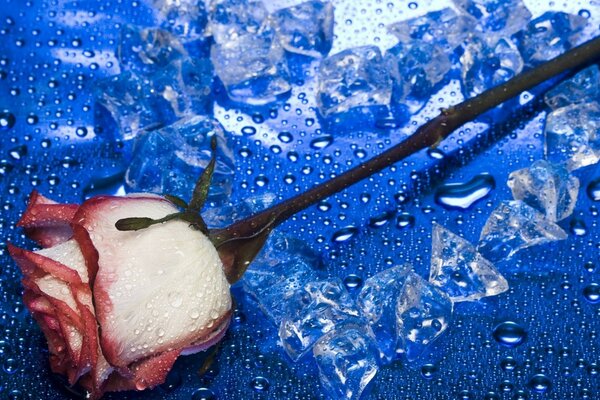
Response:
[427,148,445,159]
[160,371,182,392]
[0,112,16,130]
[310,135,333,149]
[332,226,359,243]
[369,211,395,228]
[192,388,215,400]
[492,321,527,348]
[241,126,256,136]
[421,363,437,379]
[587,179,600,201]
[278,131,293,143]
[500,356,517,371]
[583,283,600,304]
[528,374,551,393]
[435,174,495,210]
[570,219,587,236]
[343,274,362,290]
[396,212,415,229]
[251,376,270,392]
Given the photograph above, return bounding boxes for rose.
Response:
[9,191,232,399]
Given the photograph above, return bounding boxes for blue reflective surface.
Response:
[0,0,599,399]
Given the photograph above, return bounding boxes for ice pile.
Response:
[245,225,508,398]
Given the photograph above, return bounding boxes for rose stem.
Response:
[211,35,600,283]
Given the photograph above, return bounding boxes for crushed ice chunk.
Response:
[151,0,208,42]
[544,102,600,171]
[429,223,508,302]
[386,41,451,111]
[279,279,361,361]
[544,65,600,110]
[268,0,334,58]
[357,264,411,363]
[316,46,392,117]
[211,28,291,105]
[118,25,188,75]
[242,232,322,324]
[387,7,475,49]
[460,36,523,97]
[507,160,580,221]
[477,200,568,262]
[125,115,235,201]
[396,272,453,361]
[513,11,587,66]
[208,0,268,45]
[452,0,531,43]
[313,325,379,400]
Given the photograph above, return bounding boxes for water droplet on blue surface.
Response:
[493,321,527,348]
[251,376,270,392]
[435,174,495,210]
[310,135,333,149]
[528,374,551,393]
[332,226,359,243]
[583,283,600,304]
[343,274,362,290]
[192,388,215,400]
[396,212,415,229]
[587,179,600,201]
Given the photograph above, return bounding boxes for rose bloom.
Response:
[9,191,232,399]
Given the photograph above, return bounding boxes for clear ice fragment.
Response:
[313,325,379,400]
[242,232,322,324]
[268,0,334,58]
[208,0,268,44]
[513,11,587,66]
[429,223,508,302]
[125,115,235,201]
[279,279,361,361]
[544,65,600,110]
[460,36,523,97]
[544,102,600,171]
[477,200,568,262]
[387,8,475,49]
[507,160,580,221]
[386,41,451,111]
[396,272,453,361]
[316,46,392,117]
[357,264,411,362]
[151,0,208,42]
[118,26,188,75]
[452,0,531,43]
[211,28,291,105]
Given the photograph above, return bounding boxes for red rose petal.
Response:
[17,191,79,248]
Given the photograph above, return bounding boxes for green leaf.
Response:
[179,211,209,234]
[188,135,218,213]
[164,194,188,209]
[115,217,157,231]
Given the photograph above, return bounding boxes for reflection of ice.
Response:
[544,65,600,110]
[429,223,508,302]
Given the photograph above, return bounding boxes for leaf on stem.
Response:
[188,135,218,213]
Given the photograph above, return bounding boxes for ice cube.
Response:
[460,36,523,97]
[387,7,475,50]
[429,223,508,302]
[313,325,379,400]
[95,57,214,142]
[507,160,580,221]
[545,102,600,171]
[357,264,411,363]
[202,193,277,228]
[208,0,268,45]
[396,272,453,361]
[279,279,361,361]
[317,46,392,117]
[544,65,600,110]
[452,0,531,43]
[267,0,334,58]
[151,0,208,43]
[242,232,322,324]
[125,115,235,202]
[513,11,587,66]
[477,200,568,262]
[211,28,291,105]
[385,41,451,112]
[118,25,188,75]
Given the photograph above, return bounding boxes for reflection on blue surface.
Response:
[0,0,599,399]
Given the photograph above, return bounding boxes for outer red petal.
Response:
[17,191,79,248]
